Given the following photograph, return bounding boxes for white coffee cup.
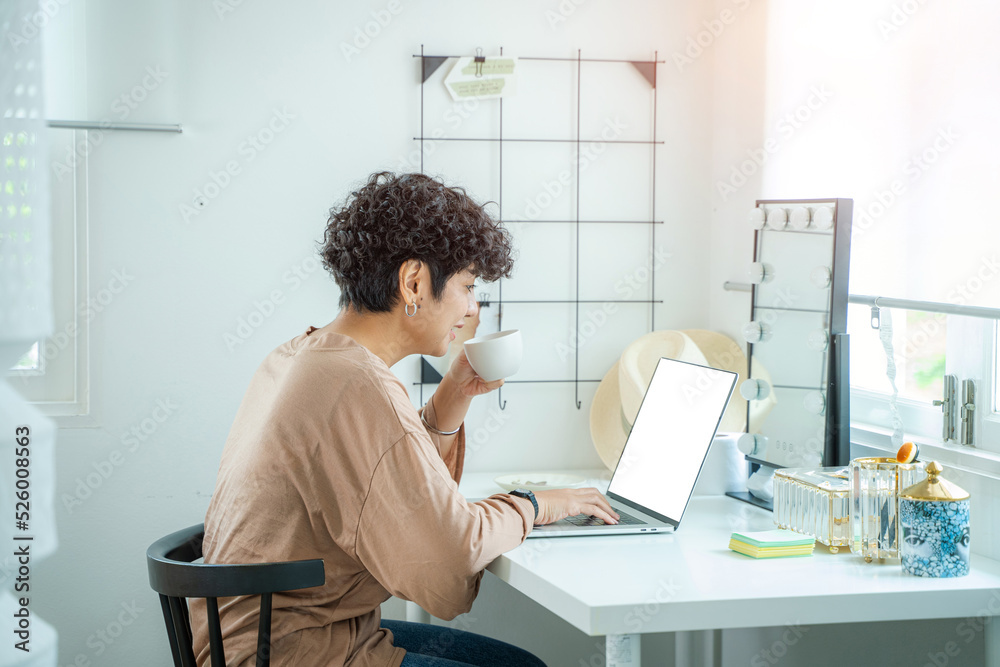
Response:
[463,329,522,381]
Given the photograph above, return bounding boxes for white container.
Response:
[773,467,850,552]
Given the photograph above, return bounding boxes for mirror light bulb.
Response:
[741,321,773,344]
[747,262,773,284]
[739,378,771,401]
[789,206,811,230]
[748,207,766,230]
[810,266,832,288]
[765,207,788,230]
[807,329,829,351]
[737,433,767,456]
[813,206,834,230]
[804,391,826,415]
[801,451,823,467]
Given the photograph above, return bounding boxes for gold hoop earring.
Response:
[405,302,417,317]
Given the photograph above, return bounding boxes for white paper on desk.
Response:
[444,57,518,101]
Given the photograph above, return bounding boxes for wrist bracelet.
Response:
[420,408,461,436]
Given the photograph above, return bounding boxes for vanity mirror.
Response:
[738,198,853,472]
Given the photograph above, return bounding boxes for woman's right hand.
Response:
[533,488,619,526]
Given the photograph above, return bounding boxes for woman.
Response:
[194,172,618,667]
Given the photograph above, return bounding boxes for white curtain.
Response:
[0,0,59,665]
[761,0,1000,307]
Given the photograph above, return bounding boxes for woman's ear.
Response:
[398,259,424,306]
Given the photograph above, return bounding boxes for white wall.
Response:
[30,0,987,665]
[706,0,768,342]
[36,1,712,665]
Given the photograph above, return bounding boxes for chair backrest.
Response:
[146,523,324,667]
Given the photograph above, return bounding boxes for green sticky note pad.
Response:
[730,529,815,548]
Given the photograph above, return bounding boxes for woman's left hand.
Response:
[448,349,504,397]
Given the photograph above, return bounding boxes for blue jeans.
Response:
[382,620,546,667]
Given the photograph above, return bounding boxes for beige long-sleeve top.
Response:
[191,327,535,667]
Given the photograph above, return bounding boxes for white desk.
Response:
[449,472,1000,667]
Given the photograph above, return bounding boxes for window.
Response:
[848,304,949,448]
[847,304,946,405]
[8,128,91,422]
[6,4,93,423]
[850,309,1000,455]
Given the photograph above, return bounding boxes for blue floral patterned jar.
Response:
[899,461,970,578]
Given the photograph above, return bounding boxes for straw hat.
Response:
[617,331,708,425]
[590,329,753,471]
[682,329,750,433]
[590,331,705,470]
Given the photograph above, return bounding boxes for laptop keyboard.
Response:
[562,509,646,526]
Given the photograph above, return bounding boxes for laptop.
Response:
[527,357,738,538]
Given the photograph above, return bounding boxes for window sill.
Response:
[850,421,1000,481]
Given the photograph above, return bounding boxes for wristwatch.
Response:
[509,488,538,521]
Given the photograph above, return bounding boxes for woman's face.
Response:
[416,267,479,357]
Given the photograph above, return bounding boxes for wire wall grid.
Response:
[413,46,665,410]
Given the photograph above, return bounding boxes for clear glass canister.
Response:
[899,461,971,578]
[773,467,850,551]
[849,457,925,562]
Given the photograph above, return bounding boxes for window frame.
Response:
[8,128,93,426]
[976,319,1000,448]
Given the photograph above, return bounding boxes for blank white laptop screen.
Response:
[607,357,737,523]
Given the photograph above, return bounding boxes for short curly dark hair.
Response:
[319,172,514,313]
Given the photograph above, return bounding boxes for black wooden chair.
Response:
[146,523,324,667]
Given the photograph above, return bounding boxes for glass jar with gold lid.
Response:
[899,461,970,578]
[849,457,925,562]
